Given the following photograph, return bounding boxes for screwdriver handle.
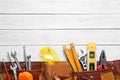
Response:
[6,74,11,80]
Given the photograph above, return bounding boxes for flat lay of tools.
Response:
[0,43,120,80]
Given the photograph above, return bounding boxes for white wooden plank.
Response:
[0,30,120,45]
[0,15,120,29]
[0,0,120,13]
[0,46,120,61]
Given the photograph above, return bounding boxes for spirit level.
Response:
[87,42,97,71]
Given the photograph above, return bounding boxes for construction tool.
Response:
[10,63,17,80]
[7,52,15,67]
[11,51,22,70]
[87,42,97,71]
[27,55,31,70]
[23,46,28,70]
[78,49,87,71]
[40,46,60,65]
[18,71,33,80]
[2,58,11,80]
[70,43,83,72]
[97,50,108,70]
[7,52,18,80]
[63,45,78,72]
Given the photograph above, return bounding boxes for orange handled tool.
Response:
[18,71,33,80]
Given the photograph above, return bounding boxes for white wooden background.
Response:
[0,0,120,62]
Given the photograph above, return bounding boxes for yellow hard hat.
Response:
[40,46,60,64]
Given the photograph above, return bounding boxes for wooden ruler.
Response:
[70,43,83,72]
[63,45,78,72]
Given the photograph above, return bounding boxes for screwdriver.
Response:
[2,59,11,80]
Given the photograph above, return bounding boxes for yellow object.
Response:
[40,46,60,64]
[70,43,83,72]
[63,46,78,72]
[63,43,83,72]
[87,42,97,71]
[18,72,33,80]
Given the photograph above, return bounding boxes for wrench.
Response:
[27,55,31,70]
[78,49,87,71]
[11,51,22,70]
[23,46,28,70]
[7,52,15,67]
[10,63,17,80]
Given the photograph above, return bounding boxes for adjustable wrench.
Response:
[11,51,22,70]
[78,49,87,71]
[10,63,17,80]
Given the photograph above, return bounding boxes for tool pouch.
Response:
[107,60,120,80]
[73,69,114,80]
[44,62,73,80]
[17,62,44,80]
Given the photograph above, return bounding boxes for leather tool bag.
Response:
[44,62,73,80]
[107,60,120,80]
[73,69,114,80]
[73,60,120,80]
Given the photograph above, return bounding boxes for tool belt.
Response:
[37,60,120,80]
[73,60,120,80]
[107,60,120,80]
[44,62,73,80]
[74,69,114,80]
[1,60,120,80]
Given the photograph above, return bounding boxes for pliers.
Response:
[97,50,108,70]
